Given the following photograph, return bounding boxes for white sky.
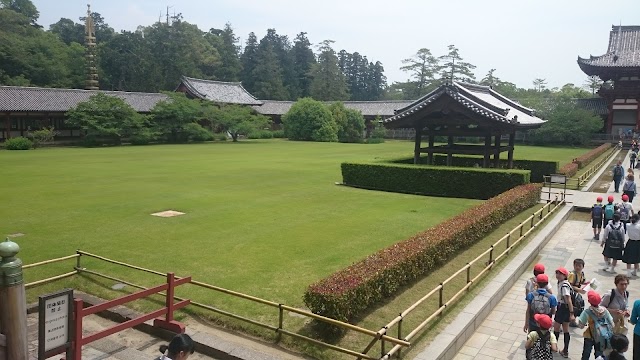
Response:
[32,0,640,89]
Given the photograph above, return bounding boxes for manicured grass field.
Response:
[1,140,588,355]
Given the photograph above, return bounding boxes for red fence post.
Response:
[72,299,84,360]
[153,272,186,334]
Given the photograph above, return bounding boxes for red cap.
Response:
[597,196,603,202]
[534,314,553,329]
[533,263,545,273]
[556,267,569,277]
[587,291,601,307]
[536,274,549,283]
[623,194,629,201]
[608,195,614,203]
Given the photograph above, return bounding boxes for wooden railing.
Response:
[24,198,565,359]
[574,145,619,189]
[376,196,565,359]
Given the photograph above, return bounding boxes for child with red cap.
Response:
[526,313,558,358]
[604,195,618,229]
[592,196,605,240]
[602,213,626,273]
[618,194,634,227]
[525,263,553,297]
[554,267,575,358]
[524,273,558,334]
[578,290,614,360]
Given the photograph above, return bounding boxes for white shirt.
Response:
[557,280,571,304]
[628,223,640,241]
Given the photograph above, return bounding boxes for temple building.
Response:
[578,25,640,134]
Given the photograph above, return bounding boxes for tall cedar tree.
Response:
[252,29,288,100]
[291,32,315,99]
[400,48,440,98]
[99,30,155,91]
[208,23,242,81]
[240,32,258,94]
[439,45,476,83]
[367,61,387,100]
[310,40,349,101]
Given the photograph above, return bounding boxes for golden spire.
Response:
[84,4,99,90]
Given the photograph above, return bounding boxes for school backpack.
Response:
[530,292,552,317]
[569,273,585,316]
[609,288,630,305]
[607,223,625,248]
[587,308,614,351]
[614,165,624,178]
[604,204,616,219]
[620,203,631,221]
[592,204,603,219]
[526,330,553,360]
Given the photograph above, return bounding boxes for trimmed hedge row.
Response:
[573,143,613,169]
[558,162,579,177]
[303,183,542,323]
[341,162,530,200]
[390,155,557,183]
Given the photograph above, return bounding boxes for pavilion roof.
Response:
[178,76,262,105]
[383,82,545,129]
[253,100,413,117]
[578,26,640,74]
[575,97,609,116]
[0,86,168,113]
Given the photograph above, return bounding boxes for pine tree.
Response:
[480,69,501,87]
[584,75,602,96]
[252,30,288,100]
[210,23,242,81]
[438,45,476,83]
[366,61,386,100]
[240,32,258,93]
[400,48,440,97]
[309,40,349,101]
[291,32,315,98]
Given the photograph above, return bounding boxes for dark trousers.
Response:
[634,333,640,360]
[624,190,636,202]
[582,338,602,360]
[615,178,622,192]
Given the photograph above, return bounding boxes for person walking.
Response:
[578,291,614,360]
[631,151,638,170]
[623,214,640,277]
[602,214,626,273]
[554,267,575,358]
[593,197,605,240]
[619,194,635,228]
[615,161,626,193]
[623,176,637,203]
[601,275,631,338]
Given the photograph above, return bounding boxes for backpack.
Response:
[592,204,603,219]
[614,165,623,178]
[609,288,630,306]
[604,204,616,219]
[620,203,631,221]
[587,308,614,351]
[570,273,585,316]
[526,330,553,360]
[632,152,637,161]
[530,292,552,317]
[607,223,625,248]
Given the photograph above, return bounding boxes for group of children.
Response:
[524,261,639,360]
[592,195,640,276]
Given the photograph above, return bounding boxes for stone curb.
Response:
[414,203,574,360]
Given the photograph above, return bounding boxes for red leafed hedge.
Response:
[558,162,579,177]
[573,143,612,169]
[303,183,542,323]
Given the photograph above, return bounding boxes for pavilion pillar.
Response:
[447,136,454,166]
[3,114,9,140]
[427,134,434,165]
[483,135,491,168]
[493,135,501,168]
[414,126,422,164]
[507,132,516,168]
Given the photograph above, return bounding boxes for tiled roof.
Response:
[179,76,262,105]
[0,86,168,112]
[578,25,640,70]
[383,82,545,128]
[575,97,609,116]
[253,100,414,117]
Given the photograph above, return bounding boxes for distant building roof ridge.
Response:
[178,76,262,105]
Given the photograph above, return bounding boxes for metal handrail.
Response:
[378,196,565,359]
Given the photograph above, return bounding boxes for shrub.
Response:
[366,137,385,144]
[215,133,228,141]
[129,128,156,145]
[283,98,337,141]
[27,126,58,148]
[183,123,213,142]
[303,183,542,325]
[558,162,579,177]
[247,130,274,139]
[5,136,33,150]
[370,119,386,141]
[272,130,286,138]
[341,162,530,199]
[573,143,612,169]
[329,102,365,143]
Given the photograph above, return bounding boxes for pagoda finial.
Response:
[84,3,99,90]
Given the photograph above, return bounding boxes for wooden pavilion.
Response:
[383,81,545,168]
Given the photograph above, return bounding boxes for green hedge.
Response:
[390,155,557,183]
[304,183,542,326]
[341,162,530,200]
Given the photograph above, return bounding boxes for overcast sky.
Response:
[32,0,640,90]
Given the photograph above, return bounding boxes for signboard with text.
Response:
[38,289,73,360]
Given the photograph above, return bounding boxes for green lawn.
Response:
[0,140,589,355]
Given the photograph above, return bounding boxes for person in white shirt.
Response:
[623,214,640,276]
